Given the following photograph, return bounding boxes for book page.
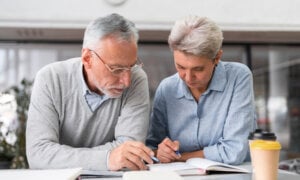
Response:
[187,158,250,173]
[147,162,206,175]
[148,162,195,171]
[123,171,183,180]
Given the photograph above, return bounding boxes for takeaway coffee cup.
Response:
[248,129,277,162]
[249,130,281,180]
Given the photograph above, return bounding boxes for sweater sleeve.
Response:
[114,68,150,143]
[26,68,110,170]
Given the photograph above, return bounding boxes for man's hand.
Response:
[157,137,181,163]
[108,141,154,171]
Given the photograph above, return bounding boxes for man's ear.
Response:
[81,48,92,69]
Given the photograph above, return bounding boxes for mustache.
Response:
[107,85,126,90]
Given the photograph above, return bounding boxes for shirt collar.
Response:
[208,61,227,92]
[175,61,227,99]
[176,76,194,100]
[80,63,106,98]
[80,63,91,96]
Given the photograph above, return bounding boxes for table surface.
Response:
[81,169,300,180]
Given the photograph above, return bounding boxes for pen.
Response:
[166,136,181,157]
[151,156,160,163]
[175,150,181,156]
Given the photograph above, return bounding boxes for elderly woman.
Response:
[146,15,257,165]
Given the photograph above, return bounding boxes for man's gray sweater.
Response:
[26,58,150,170]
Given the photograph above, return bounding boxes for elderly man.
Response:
[26,13,154,171]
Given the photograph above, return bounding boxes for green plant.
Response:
[1,79,33,169]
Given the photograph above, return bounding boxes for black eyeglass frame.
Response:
[89,49,143,75]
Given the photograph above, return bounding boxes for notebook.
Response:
[148,158,250,175]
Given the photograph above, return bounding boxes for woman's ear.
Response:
[214,49,223,66]
[81,48,92,69]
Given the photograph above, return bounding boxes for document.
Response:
[80,169,124,178]
[123,171,183,180]
[0,168,82,180]
[148,158,250,175]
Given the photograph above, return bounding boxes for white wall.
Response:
[1,0,299,31]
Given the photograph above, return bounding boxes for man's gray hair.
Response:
[168,16,223,59]
[83,13,139,49]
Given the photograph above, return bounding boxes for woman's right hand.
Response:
[156,137,181,163]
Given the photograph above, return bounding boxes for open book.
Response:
[80,158,250,177]
[148,158,250,175]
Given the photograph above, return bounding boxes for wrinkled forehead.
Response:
[95,37,138,66]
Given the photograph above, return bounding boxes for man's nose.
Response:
[119,70,131,87]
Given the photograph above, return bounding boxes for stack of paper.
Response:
[0,168,82,180]
[123,171,183,180]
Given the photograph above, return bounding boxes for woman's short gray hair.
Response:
[83,13,139,49]
[168,16,223,59]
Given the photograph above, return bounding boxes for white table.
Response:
[81,169,300,180]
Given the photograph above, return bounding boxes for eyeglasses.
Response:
[89,49,143,76]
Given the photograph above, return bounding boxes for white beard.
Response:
[89,71,126,98]
[98,86,124,98]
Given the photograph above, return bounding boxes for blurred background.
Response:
[1,0,300,167]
